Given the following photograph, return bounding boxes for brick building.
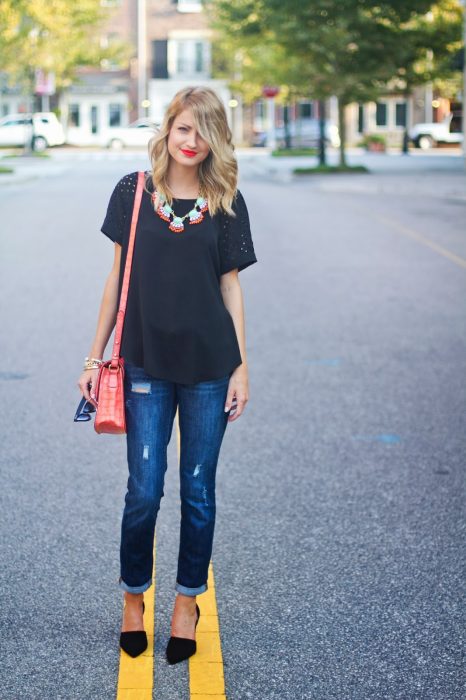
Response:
[59,0,234,146]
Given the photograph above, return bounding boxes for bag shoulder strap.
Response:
[110,170,145,368]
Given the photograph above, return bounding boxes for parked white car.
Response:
[409,113,463,149]
[0,112,65,151]
[105,119,160,149]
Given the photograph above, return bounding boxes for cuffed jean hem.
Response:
[118,575,152,594]
[175,581,208,596]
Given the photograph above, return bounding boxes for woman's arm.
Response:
[220,269,249,422]
[77,243,121,404]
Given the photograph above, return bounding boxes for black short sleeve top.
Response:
[100,171,257,385]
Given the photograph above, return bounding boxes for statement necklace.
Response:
[151,190,208,233]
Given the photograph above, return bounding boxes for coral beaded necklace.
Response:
[151,190,209,233]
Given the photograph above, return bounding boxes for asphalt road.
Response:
[0,151,465,699]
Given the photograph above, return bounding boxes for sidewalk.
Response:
[1,146,464,190]
[0,155,70,186]
[237,147,466,202]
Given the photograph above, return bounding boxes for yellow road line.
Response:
[116,403,227,700]
[189,562,226,699]
[175,410,227,700]
[376,213,466,269]
[116,533,156,699]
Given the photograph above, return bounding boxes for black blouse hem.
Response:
[123,352,242,386]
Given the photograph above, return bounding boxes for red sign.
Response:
[262,86,280,98]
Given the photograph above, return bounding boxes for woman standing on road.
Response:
[77,86,257,663]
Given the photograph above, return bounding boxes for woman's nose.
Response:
[186,132,199,149]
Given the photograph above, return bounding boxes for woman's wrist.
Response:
[84,356,104,370]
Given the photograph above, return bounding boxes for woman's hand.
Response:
[77,368,100,409]
[224,366,249,422]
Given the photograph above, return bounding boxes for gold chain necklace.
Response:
[151,190,209,233]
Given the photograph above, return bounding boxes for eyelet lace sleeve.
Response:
[218,189,257,275]
[100,172,138,245]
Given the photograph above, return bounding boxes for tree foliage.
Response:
[0,0,131,92]
[205,0,463,159]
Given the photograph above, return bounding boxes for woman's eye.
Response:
[178,127,188,132]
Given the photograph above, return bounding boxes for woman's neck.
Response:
[166,159,200,198]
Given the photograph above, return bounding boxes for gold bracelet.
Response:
[84,357,104,370]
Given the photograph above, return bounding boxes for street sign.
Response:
[35,70,56,96]
[262,86,280,98]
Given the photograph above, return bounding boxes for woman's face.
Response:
[167,108,210,167]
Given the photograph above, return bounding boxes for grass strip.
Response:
[293,164,369,174]
[272,147,318,157]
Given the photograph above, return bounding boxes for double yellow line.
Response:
[116,408,227,699]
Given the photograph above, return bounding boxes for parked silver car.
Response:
[253,119,340,148]
[0,112,65,151]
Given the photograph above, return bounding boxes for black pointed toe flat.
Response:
[166,603,200,665]
[120,600,148,658]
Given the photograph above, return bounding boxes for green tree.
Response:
[206,0,463,163]
[0,0,131,94]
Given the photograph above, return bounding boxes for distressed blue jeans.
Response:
[118,360,232,597]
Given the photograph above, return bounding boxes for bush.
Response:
[358,134,387,151]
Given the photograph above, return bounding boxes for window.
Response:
[195,42,204,72]
[1,105,9,117]
[299,102,313,119]
[2,117,32,126]
[375,102,387,127]
[177,0,202,12]
[100,32,121,70]
[255,100,265,118]
[90,105,98,134]
[152,40,168,79]
[174,40,207,76]
[395,102,406,127]
[109,104,122,127]
[358,104,364,133]
[451,114,461,133]
[176,41,187,74]
[68,104,80,127]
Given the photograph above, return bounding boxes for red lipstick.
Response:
[181,149,197,157]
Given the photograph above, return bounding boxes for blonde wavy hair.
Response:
[145,86,238,217]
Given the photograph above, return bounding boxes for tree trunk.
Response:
[402,90,410,154]
[318,99,326,166]
[284,104,292,149]
[338,98,347,167]
[23,90,34,156]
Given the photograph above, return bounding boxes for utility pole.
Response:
[137,0,147,119]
